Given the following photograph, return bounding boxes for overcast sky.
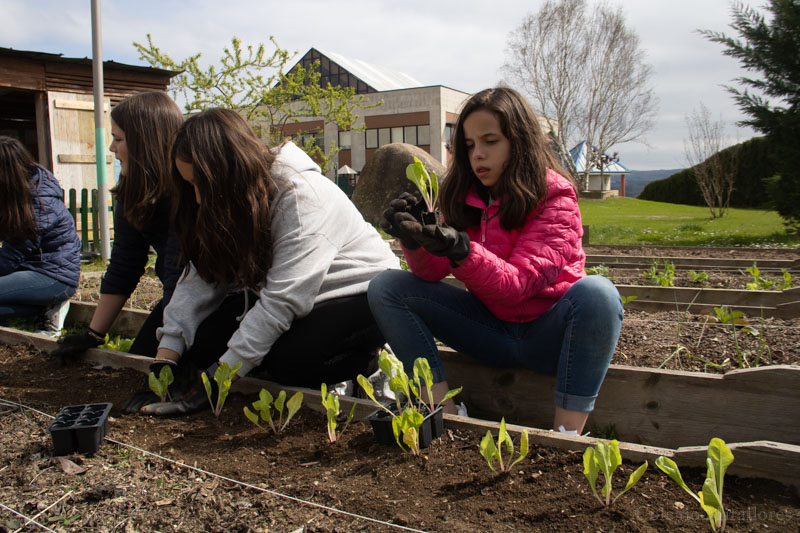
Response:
[2,0,760,171]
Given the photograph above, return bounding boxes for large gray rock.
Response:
[351,143,445,226]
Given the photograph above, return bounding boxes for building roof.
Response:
[313,48,424,92]
[569,141,630,174]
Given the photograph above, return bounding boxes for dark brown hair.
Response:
[170,108,278,288]
[440,87,573,230]
[0,136,38,242]
[110,91,184,229]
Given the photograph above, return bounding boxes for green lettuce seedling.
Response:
[412,358,462,414]
[320,383,355,443]
[202,361,242,417]
[583,439,648,507]
[655,438,733,532]
[392,407,424,456]
[479,417,529,473]
[406,157,439,213]
[357,350,461,454]
[100,334,134,353]
[243,388,303,433]
[148,364,174,402]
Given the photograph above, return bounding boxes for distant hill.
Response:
[611,169,683,198]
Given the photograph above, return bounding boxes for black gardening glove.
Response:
[121,360,194,413]
[139,363,219,417]
[418,224,471,262]
[380,192,425,249]
[50,327,104,363]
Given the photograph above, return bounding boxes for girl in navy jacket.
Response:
[0,136,81,336]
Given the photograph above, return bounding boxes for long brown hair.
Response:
[170,108,278,288]
[110,91,184,229]
[0,136,38,242]
[440,87,573,230]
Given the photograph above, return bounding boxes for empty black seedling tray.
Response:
[48,403,112,455]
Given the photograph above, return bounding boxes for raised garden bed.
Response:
[1,334,799,532]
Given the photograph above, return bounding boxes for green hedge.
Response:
[638,136,779,208]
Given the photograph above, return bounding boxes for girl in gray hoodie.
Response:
[127,108,399,415]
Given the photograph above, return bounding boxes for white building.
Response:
[280,48,470,187]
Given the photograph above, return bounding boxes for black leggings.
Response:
[181,291,383,387]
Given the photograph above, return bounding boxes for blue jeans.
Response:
[0,270,76,317]
[367,271,623,412]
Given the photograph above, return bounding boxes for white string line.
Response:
[0,398,429,533]
[11,491,73,533]
[0,502,57,533]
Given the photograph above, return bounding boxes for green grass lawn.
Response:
[580,197,800,247]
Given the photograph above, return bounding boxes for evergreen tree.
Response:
[700,0,800,230]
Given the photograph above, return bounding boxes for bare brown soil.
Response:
[1,344,799,532]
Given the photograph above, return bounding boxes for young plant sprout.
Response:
[406,156,439,214]
[583,439,648,507]
[357,349,461,454]
[479,417,529,473]
[243,388,303,433]
[320,383,356,443]
[148,365,174,403]
[202,361,242,417]
[392,408,425,456]
[655,438,733,532]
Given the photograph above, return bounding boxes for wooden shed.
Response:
[0,47,178,191]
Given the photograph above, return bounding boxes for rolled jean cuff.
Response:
[554,391,596,413]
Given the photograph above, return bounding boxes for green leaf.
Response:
[243,406,260,427]
[700,477,724,531]
[148,371,164,399]
[707,438,733,500]
[583,448,603,505]
[655,456,702,504]
[480,430,499,472]
[613,461,648,503]
[281,391,303,432]
[509,429,529,470]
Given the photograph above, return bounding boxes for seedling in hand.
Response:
[583,439,647,507]
[202,361,242,417]
[320,383,356,443]
[406,157,439,214]
[655,438,733,532]
[148,365,174,403]
[243,388,303,433]
[479,417,529,473]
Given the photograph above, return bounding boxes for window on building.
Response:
[339,131,352,150]
[364,125,431,148]
[417,125,430,146]
[294,132,324,149]
[444,123,456,147]
[378,128,390,147]
[366,129,378,149]
[404,126,417,146]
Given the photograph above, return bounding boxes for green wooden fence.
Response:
[63,188,115,253]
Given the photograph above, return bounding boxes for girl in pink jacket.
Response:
[368,87,622,435]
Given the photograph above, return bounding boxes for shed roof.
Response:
[569,141,630,174]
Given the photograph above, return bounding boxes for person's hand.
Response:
[139,363,218,417]
[417,224,471,262]
[121,360,192,413]
[50,328,104,362]
[380,192,425,249]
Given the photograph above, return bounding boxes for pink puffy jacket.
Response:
[404,169,586,322]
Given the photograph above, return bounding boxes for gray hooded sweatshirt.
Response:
[157,142,399,376]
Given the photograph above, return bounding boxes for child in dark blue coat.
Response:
[0,136,81,337]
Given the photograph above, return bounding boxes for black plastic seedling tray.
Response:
[48,403,112,455]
